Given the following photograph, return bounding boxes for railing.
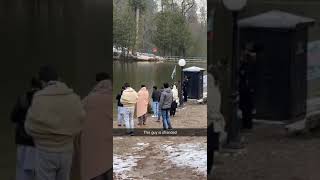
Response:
[164,56,207,62]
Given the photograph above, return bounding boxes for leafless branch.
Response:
[181,0,195,16]
[185,2,195,14]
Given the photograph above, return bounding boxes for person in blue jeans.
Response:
[157,86,164,122]
[151,86,161,118]
[116,86,125,126]
[159,83,173,129]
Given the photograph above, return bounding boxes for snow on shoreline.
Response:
[160,143,207,175]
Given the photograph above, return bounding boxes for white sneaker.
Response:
[151,115,156,118]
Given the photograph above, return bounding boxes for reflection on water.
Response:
[113,61,207,110]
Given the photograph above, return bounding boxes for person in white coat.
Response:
[170,84,179,116]
[207,72,226,175]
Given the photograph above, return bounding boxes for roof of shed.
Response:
[239,10,315,28]
[183,66,205,72]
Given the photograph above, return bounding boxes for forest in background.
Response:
[113,0,207,57]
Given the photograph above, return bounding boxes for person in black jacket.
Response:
[151,86,161,119]
[116,86,125,126]
[157,86,164,122]
[183,76,190,102]
[239,50,256,130]
[11,77,42,180]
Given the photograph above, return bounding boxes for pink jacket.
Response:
[72,80,112,180]
[136,87,149,117]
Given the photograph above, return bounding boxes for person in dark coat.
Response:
[159,83,173,129]
[11,77,42,180]
[157,86,164,122]
[207,122,220,175]
[239,50,256,129]
[182,76,189,102]
[151,86,161,118]
[116,86,125,126]
[177,80,182,105]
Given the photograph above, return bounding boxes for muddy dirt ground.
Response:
[210,122,320,180]
[113,102,207,180]
[113,137,207,180]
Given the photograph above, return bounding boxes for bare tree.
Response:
[181,0,195,17]
[129,0,146,52]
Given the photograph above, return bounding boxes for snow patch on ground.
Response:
[113,154,145,180]
[132,142,150,151]
[113,137,124,140]
[114,142,150,179]
[160,143,207,175]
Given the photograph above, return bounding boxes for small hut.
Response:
[183,66,205,99]
[239,10,315,121]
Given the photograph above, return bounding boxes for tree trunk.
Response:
[122,47,125,60]
[161,0,164,12]
[171,0,174,11]
[127,49,129,60]
[183,47,186,57]
[163,46,165,56]
[135,7,140,52]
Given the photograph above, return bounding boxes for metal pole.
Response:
[227,11,242,148]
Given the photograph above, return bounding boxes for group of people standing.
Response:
[151,84,179,118]
[116,82,181,135]
[116,83,147,135]
[11,65,113,180]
